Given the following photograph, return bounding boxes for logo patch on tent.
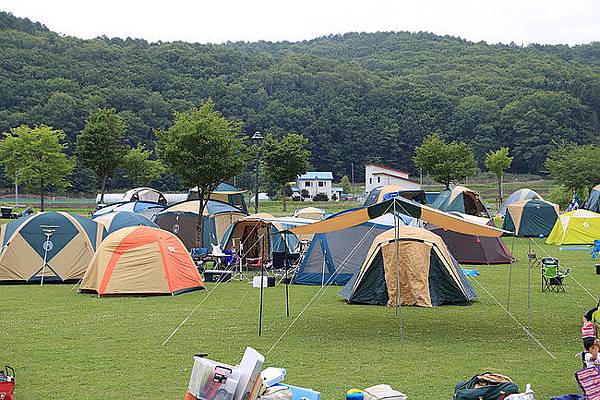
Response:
[584,222,590,228]
[42,240,54,251]
[173,224,180,234]
[167,246,177,253]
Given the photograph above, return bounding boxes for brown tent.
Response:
[341,226,477,307]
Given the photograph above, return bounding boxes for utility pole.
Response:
[351,163,354,185]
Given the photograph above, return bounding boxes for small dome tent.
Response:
[293,207,325,221]
[431,186,489,218]
[546,209,600,245]
[0,212,105,283]
[93,211,157,234]
[340,226,476,307]
[501,199,559,237]
[189,182,248,213]
[363,185,426,207]
[499,189,542,217]
[154,200,247,250]
[122,187,167,205]
[93,201,167,220]
[80,226,204,296]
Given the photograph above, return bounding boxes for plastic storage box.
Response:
[188,355,241,400]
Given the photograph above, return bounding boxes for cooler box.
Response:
[204,270,232,283]
[252,276,275,288]
[188,354,241,400]
[0,366,15,400]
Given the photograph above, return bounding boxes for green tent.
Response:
[340,226,477,307]
[501,199,559,237]
[431,186,489,218]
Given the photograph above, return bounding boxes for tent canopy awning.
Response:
[279,197,508,237]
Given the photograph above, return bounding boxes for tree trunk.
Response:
[282,186,287,212]
[40,181,45,212]
[100,175,107,204]
[498,174,503,209]
[196,189,205,249]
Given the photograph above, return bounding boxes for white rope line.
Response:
[267,204,395,355]
[162,261,239,345]
[470,276,556,359]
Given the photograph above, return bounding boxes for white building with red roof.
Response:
[365,164,421,193]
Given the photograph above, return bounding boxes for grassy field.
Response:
[2,237,598,399]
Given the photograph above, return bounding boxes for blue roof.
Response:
[332,187,343,192]
[298,172,333,180]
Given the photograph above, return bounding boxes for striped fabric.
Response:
[576,366,600,399]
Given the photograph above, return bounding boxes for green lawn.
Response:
[2,238,597,399]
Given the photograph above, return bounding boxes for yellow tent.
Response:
[546,209,600,245]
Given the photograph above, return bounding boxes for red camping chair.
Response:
[245,257,263,270]
[0,366,15,400]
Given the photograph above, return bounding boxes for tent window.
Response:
[369,178,372,184]
[377,176,381,183]
[305,182,311,187]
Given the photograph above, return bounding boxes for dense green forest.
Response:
[1,11,599,192]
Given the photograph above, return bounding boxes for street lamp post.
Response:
[251,131,264,214]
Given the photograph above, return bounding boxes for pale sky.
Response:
[1,0,599,45]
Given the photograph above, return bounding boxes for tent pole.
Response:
[506,256,513,316]
[284,233,290,318]
[258,233,265,336]
[393,200,403,340]
[527,238,532,335]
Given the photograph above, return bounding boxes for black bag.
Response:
[454,372,519,400]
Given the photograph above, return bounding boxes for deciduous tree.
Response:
[76,108,128,203]
[263,133,310,211]
[485,147,513,208]
[414,133,477,189]
[0,125,74,211]
[156,100,247,246]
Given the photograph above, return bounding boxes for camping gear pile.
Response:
[0,366,15,400]
[184,347,320,400]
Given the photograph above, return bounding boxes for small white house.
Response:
[365,164,421,193]
[297,172,334,201]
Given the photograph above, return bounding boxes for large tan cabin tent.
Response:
[80,226,204,296]
[0,212,105,283]
[340,226,477,307]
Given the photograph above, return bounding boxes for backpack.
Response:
[454,372,519,400]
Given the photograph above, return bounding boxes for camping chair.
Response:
[271,252,301,270]
[190,247,209,270]
[541,257,571,293]
[245,257,263,271]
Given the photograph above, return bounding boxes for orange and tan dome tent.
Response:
[80,226,204,296]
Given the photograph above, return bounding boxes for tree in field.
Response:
[122,144,165,186]
[485,147,513,208]
[413,133,477,189]
[76,108,128,203]
[545,143,600,196]
[0,125,74,211]
[156,100,247,246]
[339,175,352,194]
[263,133,311,211]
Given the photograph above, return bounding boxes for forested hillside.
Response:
[1,11,599,189]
